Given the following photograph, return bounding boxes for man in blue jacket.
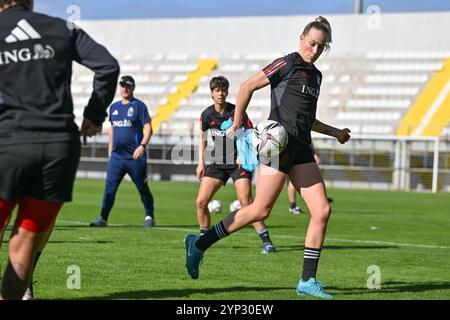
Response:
[90,75,155,228]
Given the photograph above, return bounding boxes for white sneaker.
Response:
[289,206,303,215]
[89,216,107,227]
[22,287,34,300]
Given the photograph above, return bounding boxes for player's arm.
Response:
[108,127,113,157]
[132,122,152,160]
[196,130,207,180]
[72,27,120,142]
[141,122,152,146]
[310,142,320,165]
[312,119,351,144]
[228,71,270,136]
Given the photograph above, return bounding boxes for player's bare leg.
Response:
[289,162,333,298]
[234,177,276,253]
[1,198,61,300]
[184,164,286,279]
[196,177,223,235]
[222,164,286,233]
[289,163,330,249]
[21,222,56,300]
[1,226,46,299]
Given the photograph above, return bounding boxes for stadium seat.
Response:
[70,51,449,137]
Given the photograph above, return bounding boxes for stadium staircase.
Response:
[397,58,450,136]
[152,59,218,133]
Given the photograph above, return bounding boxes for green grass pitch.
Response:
[1,179,449,300]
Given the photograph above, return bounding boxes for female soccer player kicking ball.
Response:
[184,16,350,299]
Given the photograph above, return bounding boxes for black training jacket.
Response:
[0,5,120,144]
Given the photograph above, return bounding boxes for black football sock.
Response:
[195,221,229,251]
[199,227,209,236]
[27,251,42,292]
[301,247,321,281]
[257,228,273,244]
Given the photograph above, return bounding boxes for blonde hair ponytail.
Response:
[302,16,332,50]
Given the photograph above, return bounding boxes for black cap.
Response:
[119,75,135,87]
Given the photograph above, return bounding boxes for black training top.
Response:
[200,102,253,167]
[0,5,120,145]
[263,52,322,146]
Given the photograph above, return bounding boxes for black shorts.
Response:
[0,141,81,202]
[259,134,315,174]
[204,164,252,185]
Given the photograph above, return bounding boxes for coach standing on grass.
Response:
[89,75,156,228]
[0,0,120,299]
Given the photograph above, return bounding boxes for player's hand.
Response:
[313,153,321,165]
[80,118,102,145]
[133,145,145,160]
[226,124,243,139]
[226,124,237,138]
[235,155,242,166]
[196,164,205,181]
[337,128,351,144]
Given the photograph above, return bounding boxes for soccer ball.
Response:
[251,120,288,157]
[229,200,242,212]
[208,200,223,214]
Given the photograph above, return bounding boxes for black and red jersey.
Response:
[263,52,322,145]
[200,102,252,167]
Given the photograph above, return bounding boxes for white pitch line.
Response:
[324,237,449,250]
[57,220,450,250]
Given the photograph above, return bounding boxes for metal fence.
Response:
[79,134,450,193]
[311,135,449,193]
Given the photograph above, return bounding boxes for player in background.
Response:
[287,180,304,214]
[184,17,351,298]
[89,76,156,228]
[0,0,120,299]
[196,76,276,254]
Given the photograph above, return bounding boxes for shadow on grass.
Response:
[53,225,146,229]
[154,225,202,229]
[2,239,114,245]
[333,209,392,215]
[48,240,114,244]
[80,286,291,300]
[229,245,397,252]
[331,281,450,296]
[52,224,199,230]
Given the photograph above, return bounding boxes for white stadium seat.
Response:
[70,51,446,136]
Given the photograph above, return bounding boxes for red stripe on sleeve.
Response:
[263,58,287,77]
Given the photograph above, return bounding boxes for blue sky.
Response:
[34,0,450,20]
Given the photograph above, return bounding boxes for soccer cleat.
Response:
[261,242,276,254]
[184,234,204,279]
[144,217,155,228]
[289,206,303,215]
[296,278,333,299]
[89,216,107,227]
